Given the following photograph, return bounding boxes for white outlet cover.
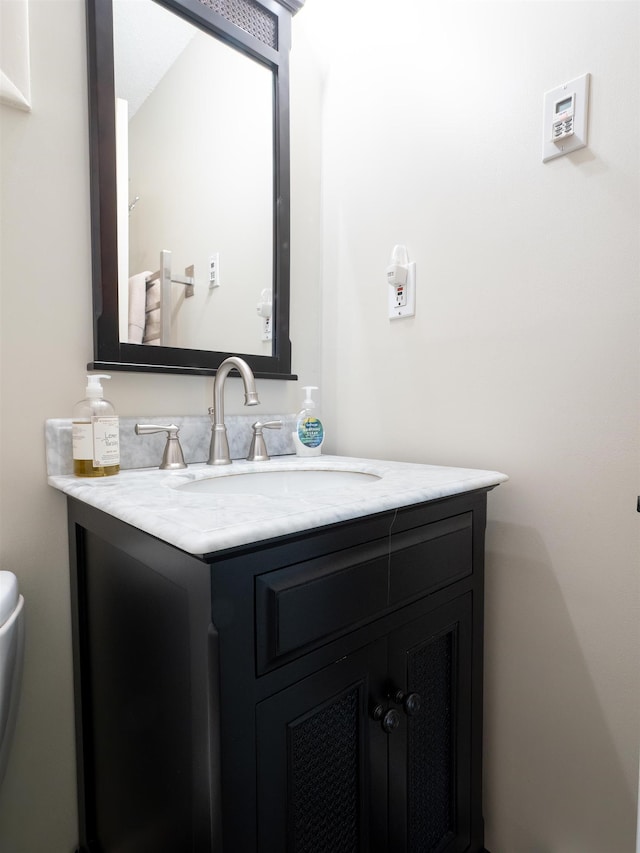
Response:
[208,253,220,289]
[542,73,590,163]
[389,262,416,320]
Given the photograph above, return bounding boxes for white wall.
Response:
[0,2,320,850]
[299,0,639,850]
[1,1,637,851]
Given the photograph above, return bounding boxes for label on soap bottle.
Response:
[72,421,94,461]
[297,416,324,448]
[92,416,120,466]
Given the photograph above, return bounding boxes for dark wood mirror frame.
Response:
[86,0,304,378]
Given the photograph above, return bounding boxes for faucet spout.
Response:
[208,356,260,465]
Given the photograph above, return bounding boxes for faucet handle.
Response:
[246,420,282,462]
[135,423,187,470]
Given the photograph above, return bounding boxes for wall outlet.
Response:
[389,262,416,319]
[262,316,272,341]
[209,253,220,289]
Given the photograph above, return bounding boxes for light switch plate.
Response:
[542,73,590,163]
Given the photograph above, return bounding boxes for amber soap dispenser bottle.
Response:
[72,374,120,477]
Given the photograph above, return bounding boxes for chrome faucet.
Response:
[208,356,260,465]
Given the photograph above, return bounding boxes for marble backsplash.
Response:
[45,414,297,476]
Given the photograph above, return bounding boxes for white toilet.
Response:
[0,571,25,789]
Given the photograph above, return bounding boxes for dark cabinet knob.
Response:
[394,690,422,716]
[370,701,403,733]
[370,703,385,722]
[381,709,401,733]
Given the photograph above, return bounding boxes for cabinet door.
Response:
[256,640,388,853]
[388,594,473,853]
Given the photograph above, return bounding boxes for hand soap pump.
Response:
[72,374,120,477]
[293,386,324,457]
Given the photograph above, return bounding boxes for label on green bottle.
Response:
[297,416,324,448]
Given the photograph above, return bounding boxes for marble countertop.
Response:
[48,454,508,557]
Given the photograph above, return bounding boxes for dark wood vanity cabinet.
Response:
[255,595,475,853]
[69,488,492,853]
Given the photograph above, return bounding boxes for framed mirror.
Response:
[86,0,303,378]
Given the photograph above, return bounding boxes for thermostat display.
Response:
[555,96,573,116]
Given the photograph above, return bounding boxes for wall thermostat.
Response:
[542,73,590,163]
[552,93,575,141]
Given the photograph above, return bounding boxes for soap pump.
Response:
[292,386,324,457]
[72,374,120,477]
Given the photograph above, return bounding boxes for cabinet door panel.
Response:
[388,594,473,853]
[256,641,388,853]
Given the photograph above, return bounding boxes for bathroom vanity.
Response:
[50,451,506,853]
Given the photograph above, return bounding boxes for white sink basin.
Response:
[175,468,380,496]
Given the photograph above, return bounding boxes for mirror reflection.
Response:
[112,0,274,356]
